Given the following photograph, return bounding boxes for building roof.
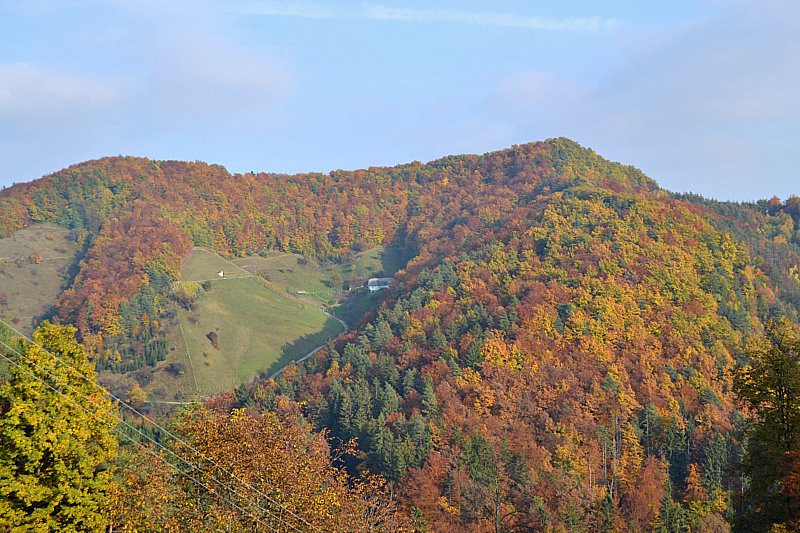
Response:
[347,278,370,290]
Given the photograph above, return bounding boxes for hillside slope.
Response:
[218,162,800,529]
[2,139,800,529]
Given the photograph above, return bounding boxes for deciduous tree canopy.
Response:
[0,323,118,530]
[2,139,800,530]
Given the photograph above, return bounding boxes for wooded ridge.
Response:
[2,138,800,530]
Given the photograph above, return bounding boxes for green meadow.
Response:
[147,248,342,400]
[230,245,404,305]
[0,225,81,335]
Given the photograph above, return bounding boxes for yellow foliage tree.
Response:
[110,407,409,532]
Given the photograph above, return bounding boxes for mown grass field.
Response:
[147,249,342,400]
[182,248,253,281]
[0,225,81,335]
[232,253,331,303]
[230,245,404,306]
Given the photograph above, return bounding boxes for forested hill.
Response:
[2,139,800,530]
[0,139,663,355]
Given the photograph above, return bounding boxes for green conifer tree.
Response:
[735,318,800,530]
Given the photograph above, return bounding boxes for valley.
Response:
[141,245,402,401]
[1,140,799,531]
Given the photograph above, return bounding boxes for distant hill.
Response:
[2,138,800,530]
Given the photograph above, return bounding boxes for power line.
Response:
[0,340,288,532]
[0,318,322,532]
[115,428,285,531]
[0,331,319,532]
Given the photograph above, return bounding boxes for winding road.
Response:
[269,312,348,379]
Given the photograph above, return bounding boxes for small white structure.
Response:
[217,271,224,277]
[367,277,393,292]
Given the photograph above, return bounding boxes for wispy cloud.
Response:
[363,5,622,32]
[484,0,800,200]
[0,63,118,118]
[92,0,296,125]
[0,0,297,184]
[237,1,623,33]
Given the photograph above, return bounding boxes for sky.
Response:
[0,0,797,201]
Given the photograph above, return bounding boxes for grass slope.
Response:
[182,248,253,281]
[0,225,81,335]
[231,245,404,306]
[147,249,341,400]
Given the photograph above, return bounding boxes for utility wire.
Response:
[0,342,286,532]
[0,337,308,532]
[0,319,322,532]
[115,427,285,531]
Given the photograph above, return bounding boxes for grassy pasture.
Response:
[0,225,81,335]
[230,245,404,306]
[147,249,341,400]
[181,248,253,281]
[231,253,334,304]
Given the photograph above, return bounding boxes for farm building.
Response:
[367,278,392,291]
[347,278,370,291]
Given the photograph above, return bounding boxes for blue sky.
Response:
[0,0,797,201]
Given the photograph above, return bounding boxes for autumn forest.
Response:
[2,139,800,531]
